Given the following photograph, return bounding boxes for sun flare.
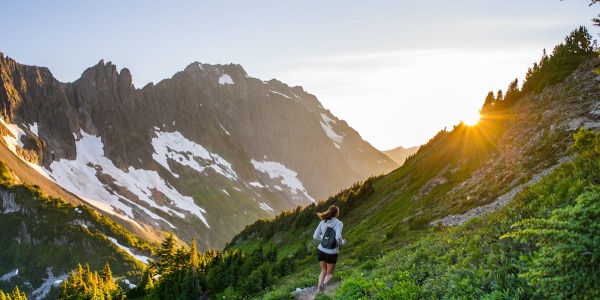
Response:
[462,111,481,126]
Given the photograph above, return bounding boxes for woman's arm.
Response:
[313,221,323,241]
[336,223,346,245]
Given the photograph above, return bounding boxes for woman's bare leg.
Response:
[323,263,336,285]
[318,260,327,288]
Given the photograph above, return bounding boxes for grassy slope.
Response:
[223,55,600,299]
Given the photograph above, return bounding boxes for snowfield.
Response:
[251,159,315,203]
[152,129,238,181]
[38,130,210,228]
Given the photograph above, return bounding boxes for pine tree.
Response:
[7,286,27,300]
[179,238,202,300]
[503,78,521,107]
[100,261,114,284]
[496,90,503,102]
[523,26,596,93]
[482,91,495,109]
[59,262,124,300]
[158,234,177,275]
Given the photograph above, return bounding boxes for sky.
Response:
[1,1,598,150]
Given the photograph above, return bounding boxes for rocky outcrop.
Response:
[0,53,398,249]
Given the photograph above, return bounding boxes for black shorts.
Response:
[317,249,338,264]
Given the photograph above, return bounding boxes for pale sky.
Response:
[1,1,598,150]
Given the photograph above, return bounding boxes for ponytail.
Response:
[317,205,339,222]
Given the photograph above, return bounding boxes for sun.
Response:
[462,110,481,126]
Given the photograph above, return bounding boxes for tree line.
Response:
[482,26,597,111]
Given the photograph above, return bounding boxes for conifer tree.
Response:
[180,238,202,300]
[482,91,495,109]
[0,287,27,300]
[503,78,521,106]
[523,26,596,93]
[59,262,124,300]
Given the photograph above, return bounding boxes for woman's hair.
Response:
[317,205,339,221]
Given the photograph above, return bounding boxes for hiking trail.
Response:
[292,281,341,300]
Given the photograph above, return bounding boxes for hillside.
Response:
[154,27,598,299]
[0,160,153,299]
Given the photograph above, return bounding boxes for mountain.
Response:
[383,145,419,165]
[0,53,398,250]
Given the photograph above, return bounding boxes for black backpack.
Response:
[321,227,337,249]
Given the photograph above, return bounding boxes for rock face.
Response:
[0,53,397,249]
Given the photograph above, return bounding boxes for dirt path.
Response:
[293,281,341,300]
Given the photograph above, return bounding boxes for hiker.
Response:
[313,205,346,293]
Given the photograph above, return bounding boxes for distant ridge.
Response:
[383,145,420,165]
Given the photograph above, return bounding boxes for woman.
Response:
[313,205,346,293]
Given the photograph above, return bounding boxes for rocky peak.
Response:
[74,60,135,104]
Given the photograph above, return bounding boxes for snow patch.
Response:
[291,92,302,100]
[220,124,231,135]
[319,113,343,146]
[249,182,264,188]
[219,74,234,85]
[274,185,283,191]
[222,189,230,196]
[107,237,152,264]
[28,122,39,137]
[251,160,315,203]
[320,113,337,125]
[35,130,208,228]
[259,202,274,213]
[1,191,20,213]
[31,268,68,300]
[0,269,18,281]
[269,90,291,100]
[152,129,237,181]
[0,117,25,152]
[123,279,137,289]
[320,121,344,146]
